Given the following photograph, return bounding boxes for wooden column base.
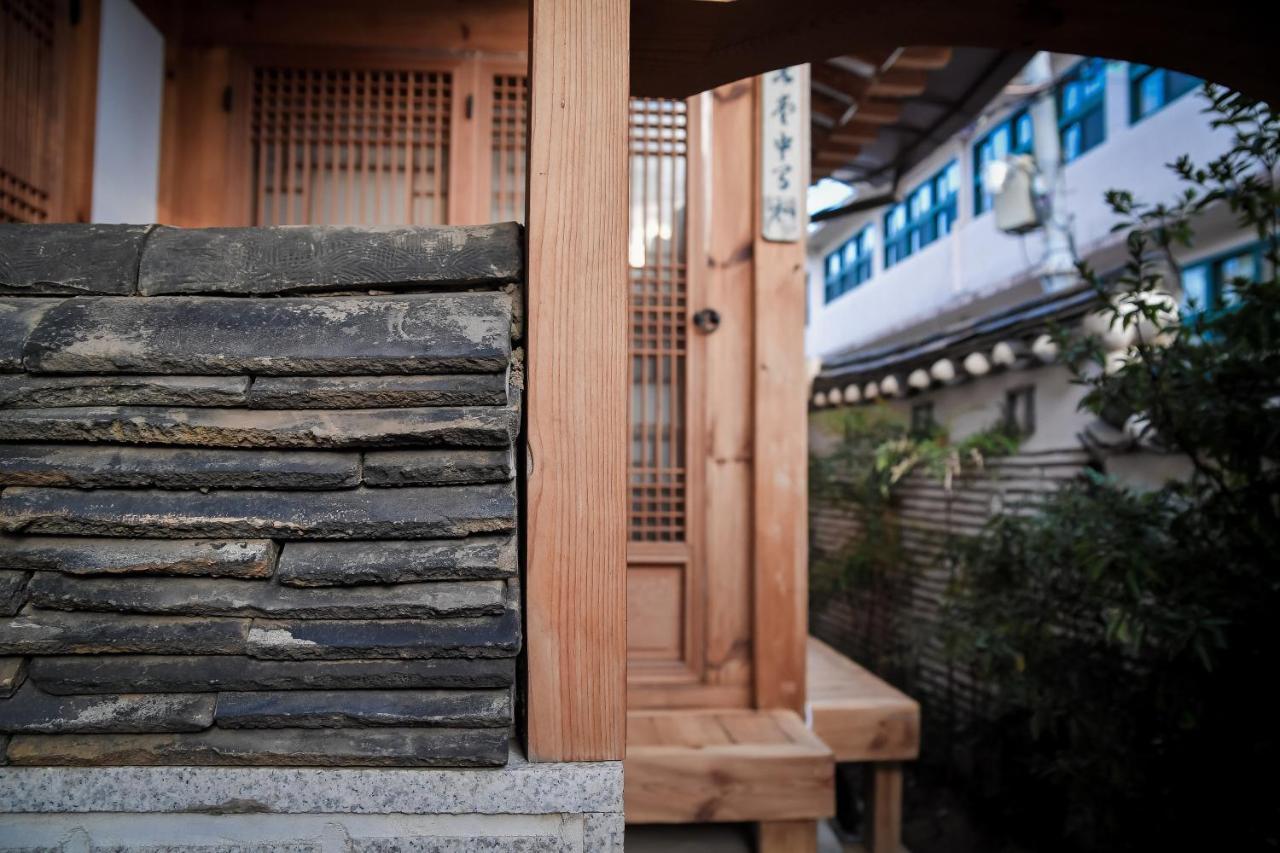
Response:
[756,820,817,853]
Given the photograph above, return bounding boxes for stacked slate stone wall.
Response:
[0,223,523,768]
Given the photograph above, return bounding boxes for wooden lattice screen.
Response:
[628,98,689,542]
[1,0,58,223]
[250,67,451,227]
[490,73,527,223]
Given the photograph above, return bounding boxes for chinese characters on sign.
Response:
[760,65,808,242]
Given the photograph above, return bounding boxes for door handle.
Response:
[692,308,721,334]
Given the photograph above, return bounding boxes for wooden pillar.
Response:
[523,0,629,761]
[751,73,810,713]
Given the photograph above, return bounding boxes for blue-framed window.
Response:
[824,225,875,302]
[1057,58,1107,163]
[1129,64,1200,123]
[884,160,960,268]
[973,107,1033,215]
[1181,242,1267,318]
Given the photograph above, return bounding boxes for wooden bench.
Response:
[806,636,921,853]
[625,708,835,851]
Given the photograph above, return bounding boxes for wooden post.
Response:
[523,0,629,762]
[757,820,818,853]
[752,73,810,713]
[865,763,904,853]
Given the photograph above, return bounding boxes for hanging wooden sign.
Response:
[759,65,809,242]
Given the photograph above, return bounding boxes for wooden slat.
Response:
[806,636,919,762]
[752,73,809,715]
[625,709,835,823]
[524,0,629,763]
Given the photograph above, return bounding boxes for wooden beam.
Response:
[752,75,809,714]
[524,0,629,762]
[868,67,930,97]
[895,46,954,70]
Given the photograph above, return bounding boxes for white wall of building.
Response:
[805,55,1242,362]
[91,0,164,224]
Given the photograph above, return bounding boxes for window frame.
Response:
[1180,241,1268,321]
[884,159,959,269]
[1004,385,1036,437]
[1128,63,1200,124]
[1056,58,1108,164]
[823,224,875,303]
[972,106,1033,216]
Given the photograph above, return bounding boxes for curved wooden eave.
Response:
[629,0,1277,103]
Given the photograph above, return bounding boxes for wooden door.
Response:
[627,89,755,709]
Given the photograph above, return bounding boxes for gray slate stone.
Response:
[27,573,506,619]
[0,375,248,407]
[214,689,511,729]
[28,655,514,694]
[278,537,516,587]
[0,444,359,489]
[4,726,509,767]
[0,405,517,449]
[0,299,63,371]
[138,223,521,296]
[0,571,28,616]
[0,536,275,579]
[0,224,149,295]
[248,374,507,409]
[0,658,25,698]
[24,293,512,375]
[247,610,520,660]
[0,484,516,540]
[363,449,515,487]
[0,683,214,733]
[0,609,249,655]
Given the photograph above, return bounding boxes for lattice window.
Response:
[1,0,58,223]
[251,67,451,226]
[628,98,689,542]
[490,73,527,223]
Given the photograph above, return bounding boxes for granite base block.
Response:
[0,745,623,851]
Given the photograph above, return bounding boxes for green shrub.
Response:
[944,87,1280,851]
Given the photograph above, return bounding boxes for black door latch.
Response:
[692,308,721,334]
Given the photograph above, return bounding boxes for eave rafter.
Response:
[810,46,953,180]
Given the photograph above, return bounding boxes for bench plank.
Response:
[624,709,834,823]
[805,636,920,763]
